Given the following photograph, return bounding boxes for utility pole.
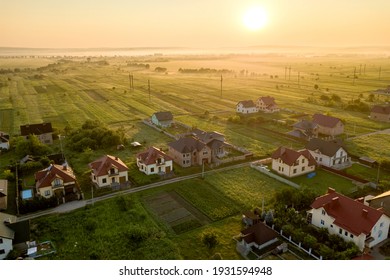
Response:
[285,66,287,80]
[148,79,151,102]
[15,162,19,215]
[129,73,134,91]
[297,72,300,88]
[353,67,356,86]
[379,66,382,80]
[289,66,291,80]
[220,75,223,98]
[359,64,362,75]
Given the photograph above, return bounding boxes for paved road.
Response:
[17,162,250,221]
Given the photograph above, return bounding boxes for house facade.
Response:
[367,191,390,218]
[151,111,173,127]
[168,137,211,167]
[20,122,53,144]
[312,114,344,137]
[306,138,350,169]
[0,212,17,260]
[35,164,81,200]
[370,105,390,122]
[308,188,390,251]
[89,155,129,188]
[0,132,9,150]
[136,147,173,175]
[0,180,8,211]
[191,129,228,160]
[271,147,316,177]
[256,96,279,113]
[236,100,258,114]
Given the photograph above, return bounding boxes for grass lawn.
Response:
[289,168,356,195]
[346,134,390,162]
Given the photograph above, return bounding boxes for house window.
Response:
[0,249,5,255]
[302,159,305,163]
[330,225,333,228]
[151,167,155,173]
[111,178,115,183]
[302,166,305,172]
[293,169,297,174]
[350,234,354,238]
[110,168,116,175]
[380,222,384,228]
[183,160,186,165]
[378,230,383,238]
[102,178,107,184]
[321,209,326,215]
[339,228,342,234]
[315,157,318,161]
[340,151,343,156]
[0,238,3,244]
[345,231,348,236]
[320,158,322,162]
[278,166,281,171]
[203,151,208,155]
[320,220,325,225]
[53,178,62,187]
[44,190,51,196]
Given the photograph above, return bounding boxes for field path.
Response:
[17,162,249,222]
[347,128,390,140]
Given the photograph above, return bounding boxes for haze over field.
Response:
[1,0,390,50]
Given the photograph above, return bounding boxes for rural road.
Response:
[347,128,390,140]
[17,162,250,222]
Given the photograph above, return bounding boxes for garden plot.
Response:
[144,191,210,234]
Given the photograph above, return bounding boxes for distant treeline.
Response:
[178,68,234,74]
[127,62,150,69]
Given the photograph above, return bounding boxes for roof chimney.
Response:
[280,147,286,154]
[327,187,336,194]
[356,197,364,204]
[362,209,368,218]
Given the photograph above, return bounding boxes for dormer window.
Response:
[53,178,63,187]
[110,168,116,175]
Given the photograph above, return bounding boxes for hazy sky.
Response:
[1,0,389,48]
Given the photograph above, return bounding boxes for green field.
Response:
[3,53,390,260]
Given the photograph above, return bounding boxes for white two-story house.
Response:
[308,188,390,251]
[236,100,258,114]
[271,147,317,178]
[306,138,351,169]
[137,147,173,175]
[89,155,129,188]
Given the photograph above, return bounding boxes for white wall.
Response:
[0,238,13,260]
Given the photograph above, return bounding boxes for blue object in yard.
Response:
[307,172,316,179]
[21,189,33,200]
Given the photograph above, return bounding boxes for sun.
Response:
[243,6,268,31]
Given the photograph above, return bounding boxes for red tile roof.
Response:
[312,114,342,128]
[137,147,172,165]
[258,96,277,107]
[35,164,76,189]
[88,155,128,177]
[271,147,317,167]
[310,188,385,236]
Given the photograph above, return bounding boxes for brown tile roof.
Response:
[306,138,345,157]
[20,122,53,136]
[237,100,256,108]
[241,222,279,246]
[271,147,317,166]
[35,164,77,189]
[293,119,318,130]
[258,96,277,106]
[310,188,384,236]
[312,114,342,128]
[168,136,206,153]
[371,105,390,115]
[137,147,172,165]
[153,111,173,121]
[191,129,225,143]
[89,155,128,177]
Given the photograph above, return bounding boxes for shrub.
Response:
[201,230,219,250]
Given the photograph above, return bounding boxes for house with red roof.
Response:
[312,113,344,137]
[271,147,317,178]
[136,147,173,175]
[370,104,390,122]
[35,164,81,200]
[88,155,129,188]
[236,100,258,114]
[308,188,390,251]
[256,96,279,113]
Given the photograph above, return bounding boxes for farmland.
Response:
[2,51,390,259]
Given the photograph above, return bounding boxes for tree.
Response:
[314,84,319,90]
[201,230,219,250]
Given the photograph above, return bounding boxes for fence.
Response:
[250,162,300,189]
[142,119,176,139]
